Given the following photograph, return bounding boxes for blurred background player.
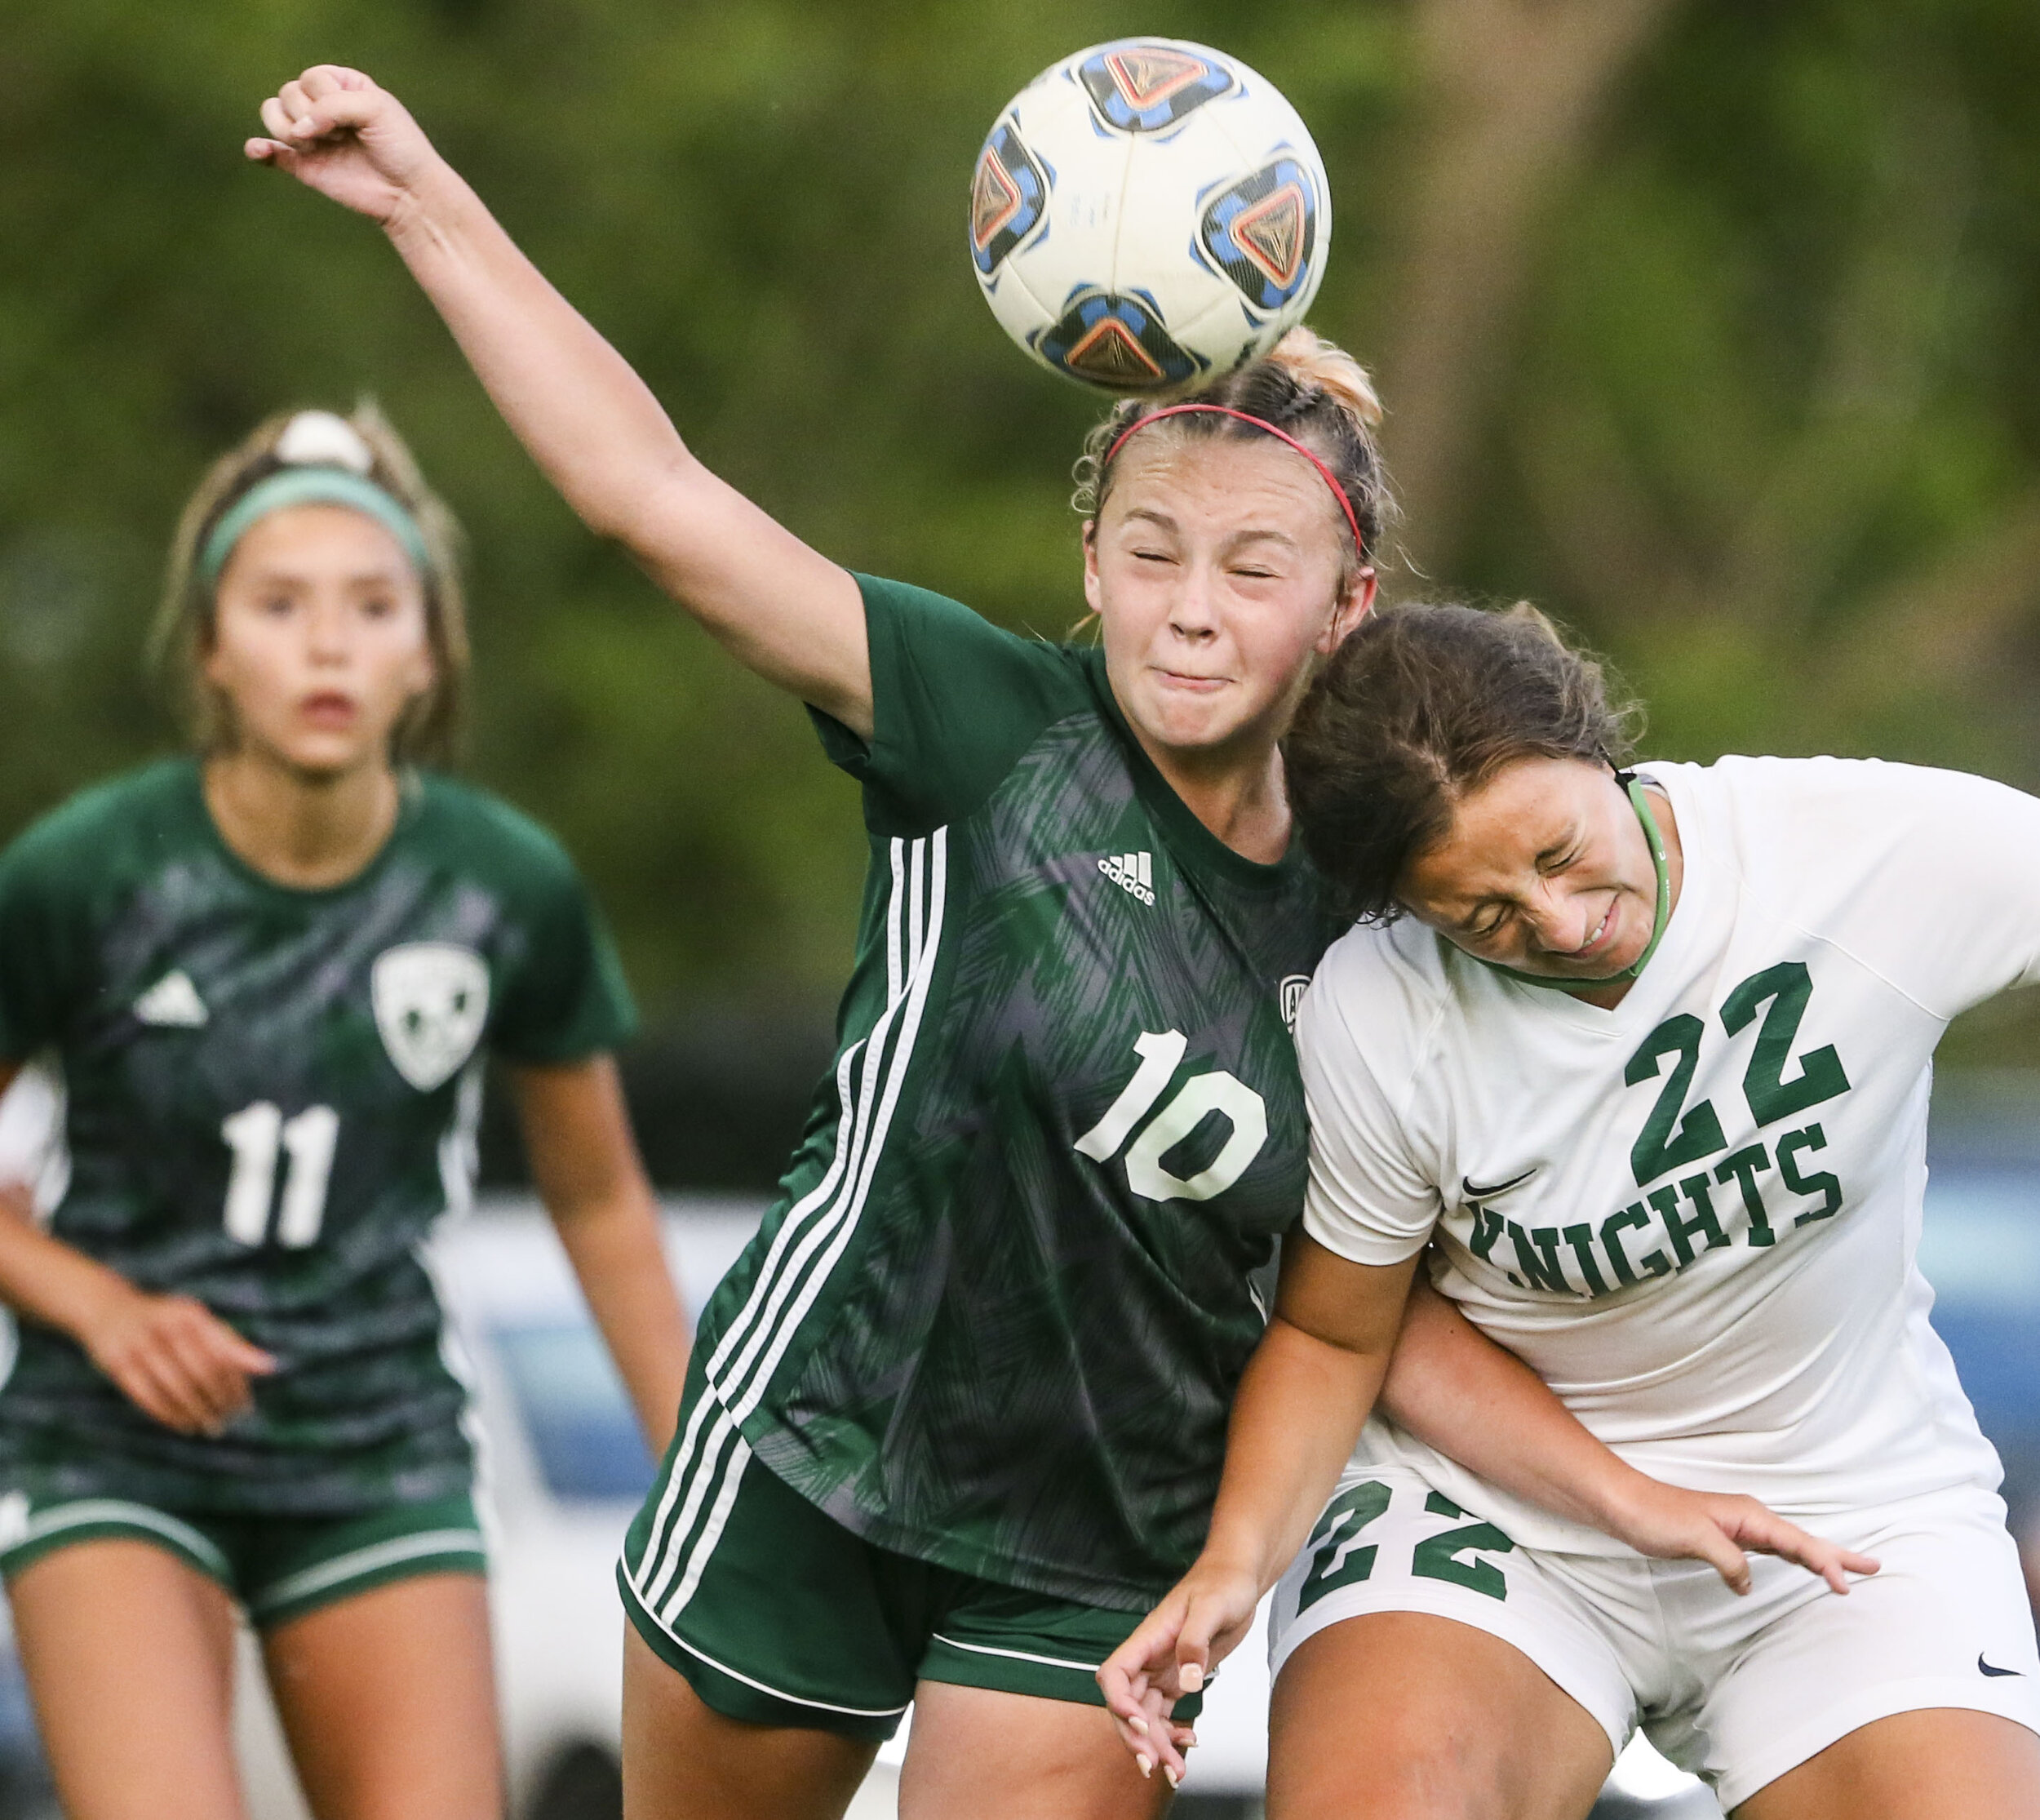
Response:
[246,67,1874,1820]
[0,405,690,1820]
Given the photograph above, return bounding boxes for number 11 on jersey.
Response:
[221,1102,339,1248]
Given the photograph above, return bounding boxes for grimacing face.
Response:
[202,503,434,779]
[1083,434,1373,763]
[1399,756,1665,982]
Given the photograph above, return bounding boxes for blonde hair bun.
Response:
[1266,326,1383,430]
[273,410,377,474]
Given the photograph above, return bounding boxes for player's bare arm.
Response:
[1098,1236,1417,1782]
[1102,1235,1882,1787]
[0,1062,275,1436]
[246,67,872,735]
[512,1057,688,1452]
[1381,1276,1878,1596]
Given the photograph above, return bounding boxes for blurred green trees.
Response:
[5,0,2040,1056]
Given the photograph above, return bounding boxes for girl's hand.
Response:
[79,1285,277,1436]
[1604,1475,1879,1596]
[1096,1557,1260,1788]
[245,67,441,226]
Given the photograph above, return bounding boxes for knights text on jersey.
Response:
[1299,756,2040,1551]
[638,576,1334,1610]
[0,760,636,1513]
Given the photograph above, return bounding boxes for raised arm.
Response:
[246,66,871,735]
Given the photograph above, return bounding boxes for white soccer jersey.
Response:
[1302,756,2040,1553]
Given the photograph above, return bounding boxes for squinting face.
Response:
[1084,435,1372,760]
[1399,757,1661,982]
[203,504,434,778]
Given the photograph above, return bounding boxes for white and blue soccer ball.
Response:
[969,39,1332,397]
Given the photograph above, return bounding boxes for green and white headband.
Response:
[198,412,430,587]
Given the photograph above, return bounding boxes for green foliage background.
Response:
[6,0,2040,1070]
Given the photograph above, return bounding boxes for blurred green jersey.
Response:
[631,578,1337,1614]
[0,760,635,1513]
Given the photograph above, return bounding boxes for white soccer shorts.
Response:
[1267,1464,2040,1812]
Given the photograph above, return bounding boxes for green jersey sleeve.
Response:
[486,842,639,1067]
[0,808,93,1063]
[811,574,1092,832]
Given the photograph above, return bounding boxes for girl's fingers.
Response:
[1173,1590,1240,1692]
[1728,1503,1880,1592]
[186,1319,277,1403]
[1703,1527,1754,1596]
[258,74,375,149]
[1107,1707,1147,1756]
[159,1329,242,1424]
[126,1351,213,1433]
[1097,1650,1148,1721]
[193,1309,277,1377]
[223,1333,278,1374]
[285,79,384,141]
[109,1361,180,1430]
[299,64,369,100]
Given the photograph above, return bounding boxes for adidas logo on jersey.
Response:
[133,970,208,1028]
[1099,851,1155,904]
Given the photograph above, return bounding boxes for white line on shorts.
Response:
[619,1574,911,1718]
[629,831,947,1616]
[16,1499,232,1580]
[929,1631,1104,1676]
[247,1527,486,1615]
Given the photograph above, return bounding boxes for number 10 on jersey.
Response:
[1075,1031,1268,1203]
[221,1103,339,1248]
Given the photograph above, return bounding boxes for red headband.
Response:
[1102,403,1366,559]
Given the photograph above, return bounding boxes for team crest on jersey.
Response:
[1279,974,1310,1032]
[371,943,490,1091]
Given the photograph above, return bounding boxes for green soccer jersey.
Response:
[638,577,1337,1611]
[0,760,636,1514]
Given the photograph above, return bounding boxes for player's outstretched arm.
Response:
[246,67,871,735]
[1098,1236,1421,1787]
[1381,1276,1880,1596]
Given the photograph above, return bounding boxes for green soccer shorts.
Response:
[0,1480,486,1631]
[618,1381,1201,1742]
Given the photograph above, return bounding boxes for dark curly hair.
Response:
[1284,601,1643,921]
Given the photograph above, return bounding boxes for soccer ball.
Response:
[969,39,1331,397]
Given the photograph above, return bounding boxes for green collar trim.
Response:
[1472,775,1670,994]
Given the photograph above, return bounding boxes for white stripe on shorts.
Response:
[618,1573,911,1718]
[626,831,947,1622]
[929,1631,1104,1676]
[14,1498,232,1580]
[246,1526,486,1617]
